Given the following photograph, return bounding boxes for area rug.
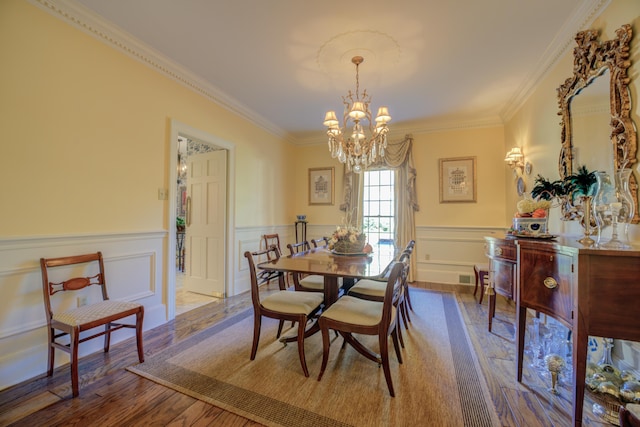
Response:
[128,289,500,427]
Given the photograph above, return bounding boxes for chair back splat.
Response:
[310,237,329,248]
[40,251,144,397]
[287,240,310,254]
[259,234,286,289]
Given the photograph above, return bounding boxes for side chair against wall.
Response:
[244,247,324,377]
[317,261,406,397]
[40,252,144,397]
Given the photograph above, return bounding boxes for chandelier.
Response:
[323,56,391,173]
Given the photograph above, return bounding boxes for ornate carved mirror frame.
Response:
[557,24,638,223]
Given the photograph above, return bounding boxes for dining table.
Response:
[257,245,398,343]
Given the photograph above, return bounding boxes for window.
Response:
[362,169,395,250]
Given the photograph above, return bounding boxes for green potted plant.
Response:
[176,217,186,231]
[565,165,598,201]
[530,175,570,201]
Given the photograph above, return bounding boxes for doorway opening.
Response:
[174,136,217,315]
[169,120,236,320]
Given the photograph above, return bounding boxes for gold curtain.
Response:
[340,134,419,281]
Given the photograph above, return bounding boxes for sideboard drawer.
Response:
[518,246,574,325]
[486,238,516,261]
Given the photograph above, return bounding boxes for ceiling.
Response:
[60,0,603,143]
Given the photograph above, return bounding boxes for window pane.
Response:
[379,186,392,200]
[362,169,394,249]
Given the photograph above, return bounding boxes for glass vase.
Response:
[600,169,635,249]
[592,171,613,246]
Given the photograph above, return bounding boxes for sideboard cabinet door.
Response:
[518,245,574,327]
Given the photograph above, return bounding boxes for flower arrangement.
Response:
[328,226,367,253]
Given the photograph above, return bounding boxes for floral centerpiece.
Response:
[328,226,367,254]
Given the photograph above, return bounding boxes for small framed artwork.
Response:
[309,167,335,205]
[439,156,477,203]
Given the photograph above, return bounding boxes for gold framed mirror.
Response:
[557,24,638,223]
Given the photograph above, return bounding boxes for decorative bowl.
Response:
[512,217,548,235]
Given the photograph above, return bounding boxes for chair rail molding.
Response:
[415,225,506,285]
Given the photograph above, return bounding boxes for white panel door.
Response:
[184,150,227,297]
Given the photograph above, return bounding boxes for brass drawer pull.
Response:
[544,277,558,289]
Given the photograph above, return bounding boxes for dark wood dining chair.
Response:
[317,262,406,397]
[403,240,416,311]
[40,252,144,397]
[348,251,412,333]
[286,241,344,298]
[244,247,324,377]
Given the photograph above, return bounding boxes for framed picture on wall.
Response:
[308,167,335,205]
[439,157,477,203]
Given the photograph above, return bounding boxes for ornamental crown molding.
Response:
[30,0,610,145]
[500,0,611,122]
[28,0,292,142]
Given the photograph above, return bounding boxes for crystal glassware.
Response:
[600,169,635,249]
[592,171,613,246]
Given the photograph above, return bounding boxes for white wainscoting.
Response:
[414,226,506,285]
[0,225,504,390]
[0,231,166,391]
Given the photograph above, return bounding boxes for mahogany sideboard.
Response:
[497,234,640,426]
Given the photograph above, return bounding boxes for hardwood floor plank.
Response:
[0,282,614,426]
[163,401,227,427]
[502,386,555,427]
[116,390,198,426]
[0,391,60,427]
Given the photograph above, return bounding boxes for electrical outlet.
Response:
[77,296,88,307]
[158,188,168,200]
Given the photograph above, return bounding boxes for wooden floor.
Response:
[0,282,611,427]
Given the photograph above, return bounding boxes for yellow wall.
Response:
[504,0,640,239]
[1,0,638,238]
[292,144,346,226]
[0,0,295,236]
[412,126,506,227]
[295,126,506,229]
